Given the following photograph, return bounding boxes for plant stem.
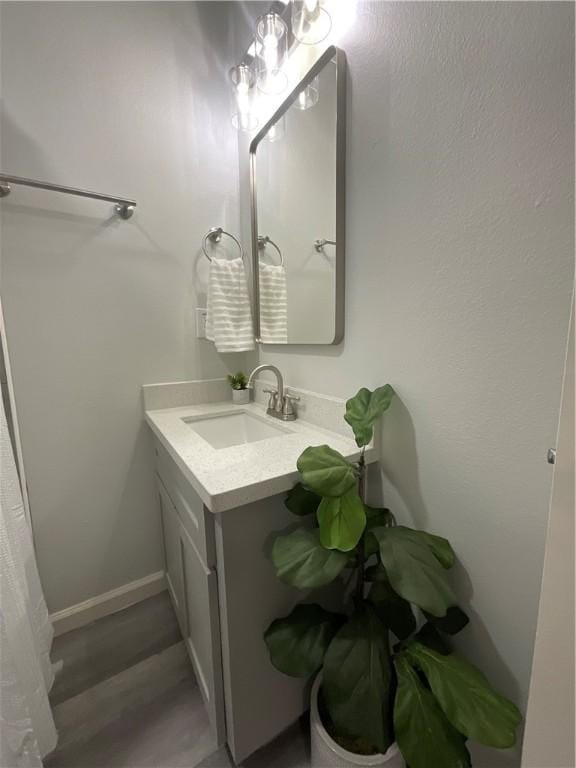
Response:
[357,447,366,501]
[355,448,367,604]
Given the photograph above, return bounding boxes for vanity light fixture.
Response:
[229,63,259,132]
[255,12,288,95]
[294,75,319,110]
[291,0,332,45]
[265,114,286,143]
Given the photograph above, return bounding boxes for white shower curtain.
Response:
[0,381,57,767]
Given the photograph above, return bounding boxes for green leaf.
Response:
[271,528,348,589]
[364,562,388,582]
[297,445,357,497]
[285,483,321,517]
[373,527,457,617]
[344,385,395,447]
[415,622,451,655]
[394,655,471,768]
[364,531,379,558]
[317,488,366,552]
[323,605,393,754]
[264,604,344,678]
[365,506,395,530]
[391,526,456,569]
[424,606,470,635]
[368,578,416,641]
[406,642,522,748]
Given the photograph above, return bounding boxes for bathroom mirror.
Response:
[250,46,345,345]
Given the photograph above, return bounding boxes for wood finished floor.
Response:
[46,592,309,768]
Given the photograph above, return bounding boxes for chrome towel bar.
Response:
[0,173,136,220]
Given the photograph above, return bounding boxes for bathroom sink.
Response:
[183,410,290,449]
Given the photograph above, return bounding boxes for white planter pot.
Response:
[310,676,403,768]
[232,389,250,405]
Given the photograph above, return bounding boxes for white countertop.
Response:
[145,401,376,513]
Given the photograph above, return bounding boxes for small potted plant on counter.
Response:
[264,385,522,768]
[228,371,250,405]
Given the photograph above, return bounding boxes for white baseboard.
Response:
[50,571,167,637]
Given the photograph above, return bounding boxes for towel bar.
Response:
[0,172,136,220]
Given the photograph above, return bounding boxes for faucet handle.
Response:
[263,388,278,411]
[282,393,300,418]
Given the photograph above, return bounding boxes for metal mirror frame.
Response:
[249,45,346,345]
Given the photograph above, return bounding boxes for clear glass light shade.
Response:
[266,115,286,143]
[229,63,259,132]
[255,12,288,95]
[293,76,319,110]
[291,0,332,45]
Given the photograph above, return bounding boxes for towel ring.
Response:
[258,235,284,267]
[202,227,244,262]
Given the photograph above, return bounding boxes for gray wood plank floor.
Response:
[46,591,309,768]
[50,593,181,705]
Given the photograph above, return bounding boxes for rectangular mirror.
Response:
[250,46,345,345]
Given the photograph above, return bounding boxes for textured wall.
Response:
[247,3,574,764]
[0,1,255,612]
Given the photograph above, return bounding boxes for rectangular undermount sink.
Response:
[183,410,291,449]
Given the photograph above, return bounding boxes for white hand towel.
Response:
[206,257,255,353]
[259,263,288,344]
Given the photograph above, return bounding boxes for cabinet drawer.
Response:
[154,439,216,568]
[180,525,226,745]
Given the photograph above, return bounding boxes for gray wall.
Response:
[248,3,574,763]
[0,1,255,613]
[1,5,573,765]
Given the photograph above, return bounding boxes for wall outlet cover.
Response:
[196,308,208,339]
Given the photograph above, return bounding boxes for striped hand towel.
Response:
[259,263,288,344]
[206,257,255,353]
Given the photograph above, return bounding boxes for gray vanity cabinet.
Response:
[154,442,226,747]
[180,524,226,745]
[158,483,185,627]
[154,438,311,765]
[214,497,313,763]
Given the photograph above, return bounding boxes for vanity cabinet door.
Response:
[155,440,216,568]
[158,481,185,629]
[180,526,226,746]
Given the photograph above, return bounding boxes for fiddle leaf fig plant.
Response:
[264,385,522,767]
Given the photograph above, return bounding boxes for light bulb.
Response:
[292,0,331,45]
[263,35,278,71]
[229,63,259,132]
[293,76,319,110]
[255,12,287,94]
[266,115,286,143]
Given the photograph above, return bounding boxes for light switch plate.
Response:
[196,308,208,339]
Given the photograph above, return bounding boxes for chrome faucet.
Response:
[247,364,300,421]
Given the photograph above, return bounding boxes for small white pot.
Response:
[310,676,403,768]
[232,388,250,405]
